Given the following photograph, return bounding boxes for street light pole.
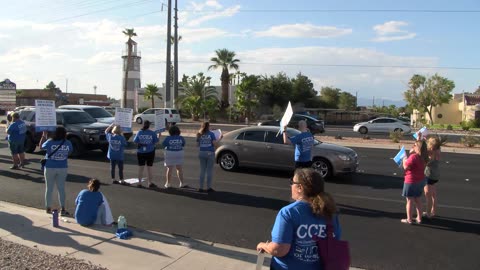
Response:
[165,0,172,107]
[173,0,178,109]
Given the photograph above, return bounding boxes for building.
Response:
[121,39,141,109]
[16,89,110,107]
[0,79,17,114]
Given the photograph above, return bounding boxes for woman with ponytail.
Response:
[256,168,342,270]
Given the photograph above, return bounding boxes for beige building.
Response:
[412,93,480,126]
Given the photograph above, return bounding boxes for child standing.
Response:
[424,137,441,218]
[105,123,128,185]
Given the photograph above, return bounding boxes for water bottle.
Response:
[52,209,59,227]
[117,215,127,229]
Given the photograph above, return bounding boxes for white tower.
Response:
[121,40,141,109]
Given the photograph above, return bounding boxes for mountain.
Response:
[357,97,406,107]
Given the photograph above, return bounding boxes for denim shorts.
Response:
[8,141,25,155]
[402,180,426,198]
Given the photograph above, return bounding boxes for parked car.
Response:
[257,114,325,134]
[353,117,411,134]
[133,108,181,125]
[58,105,132,140]
[215,126,358,178]
[21,108,111,157]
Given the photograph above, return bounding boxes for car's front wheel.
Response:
[218,151,239,171]
[311,157,332,179]
[358,126,368,134]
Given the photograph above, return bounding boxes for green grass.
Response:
[426,124,480,132]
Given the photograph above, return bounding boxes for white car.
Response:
[353,117,411,134]
[58,105,115,124]
[133,108,181,125]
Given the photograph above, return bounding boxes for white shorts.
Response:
[164,150,184,167]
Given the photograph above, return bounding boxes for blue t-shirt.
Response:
[41,139,73,168]
[162,135,185,151]
[271,201,341,270]
[75,189,104,226]
[197,132,216,152]
[7,120,27,143]
[289,132,315,162]
[133,129,159,153]
[106,133,127,160]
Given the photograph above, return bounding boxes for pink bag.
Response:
[314,219,350,270]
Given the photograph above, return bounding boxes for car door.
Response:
[143,109,155,122]
[234,130,268,167]
[384,118,398,132]
[265,131,295,169]
[370,118,385,133]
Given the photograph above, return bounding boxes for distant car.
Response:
[257,114,325,134]
[215,126,358,178]
[58,105,132,140]
[353,117,411,134]
[133,108,181,125]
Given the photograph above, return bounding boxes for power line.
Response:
[180,9,480,13]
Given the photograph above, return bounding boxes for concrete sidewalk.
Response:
[0,201,364,270]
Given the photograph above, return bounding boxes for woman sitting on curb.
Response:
[75,179,112,226]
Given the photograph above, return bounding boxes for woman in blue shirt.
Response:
[39,127,73,216]
[196,122,221,192]
[162,125,186,188]
[75,178,104,226]
[133,120,160,189]
[105,123,128,185]
[256,168,342,270]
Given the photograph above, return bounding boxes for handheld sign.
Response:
[279,101,293,135]
[115,108,133,132]
[393,146,406,167]
[212,129,222,140]
[154,109,166,132]
[413,126,428,140]
[35,100,56,132]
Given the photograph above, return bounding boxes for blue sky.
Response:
[1,0,479,106]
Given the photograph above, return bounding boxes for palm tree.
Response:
[144,83,162,108]
[179,73,218,120]
[208,49,240,109]
[122,28,137,108]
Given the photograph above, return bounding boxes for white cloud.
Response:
[87,51,119,65]
[0,46,64,64]
[190,0,223,11]
[186,5,240,27]
[255,23,352,38]
[372,21,416,42]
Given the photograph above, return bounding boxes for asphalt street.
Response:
[0,134,479,270]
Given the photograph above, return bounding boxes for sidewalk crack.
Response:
[160,249,193,269]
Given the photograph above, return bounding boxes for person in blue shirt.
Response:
[196,121,222,193]
[105,123,128,185]
[133,120,160,189]
[75,178,105,226]
[257,168,342,270]
[6,112,27,169]
[162,125,186,188]
[283,120,315,169]
[39,126,73,216]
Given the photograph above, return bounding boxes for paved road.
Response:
[0,135,479,270]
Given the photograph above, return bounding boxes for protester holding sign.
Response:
[105,123,128,185]
[283,120,315,169]
[401,140,429,224]
[6,112,27,169]
[423,137,442,219]
[256,168,342,270]
[162,125,186,188]
[196,122,222,192]
[133,120,160,189]
[39,127,73,216]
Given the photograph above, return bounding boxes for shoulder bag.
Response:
[314,218,351,270]
[41,140,66,171]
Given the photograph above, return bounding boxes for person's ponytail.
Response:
[311,191,337,219]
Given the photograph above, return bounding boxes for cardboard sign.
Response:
[115,108,133,132]
[279,101,293,135]
[154,109,166,132]
[35,100,57,132]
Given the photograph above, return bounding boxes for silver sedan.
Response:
[215,126,358,178]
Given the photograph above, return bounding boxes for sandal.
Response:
[401,219,413,224]
[416,218,422,224]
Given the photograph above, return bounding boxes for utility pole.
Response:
[173,0,178,109]
[372,96,375,107]
[94,85,97,95]
[165,0,172,107]
[65,78,68,94]
[355,91,358,110]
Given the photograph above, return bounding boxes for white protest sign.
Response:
[154,109,166,132]
[279,101,293,134]
[35,100,56,132]
[114,108,133,132]
[212,129,222,140]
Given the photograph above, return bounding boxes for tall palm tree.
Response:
[122,28,137,108]
[208,49,240,108]
[144,83,162,108]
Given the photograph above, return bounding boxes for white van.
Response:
[133,108,181,125]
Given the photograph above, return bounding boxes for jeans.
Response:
[44,167,68,209]
[198,151,214,189]
[110,159,124,180]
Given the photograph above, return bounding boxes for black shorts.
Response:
[427,178,439,185]
[295,161,312,169]
[137,151,155,166]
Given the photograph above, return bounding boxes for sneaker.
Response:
[179,183,188,188]
[112,180,120,184]
[18,163,25,168]
[46,208,52,214]
[9,165,19,170]
[164,183,171,188]
[207,188,215,193]
[60,209,70,217]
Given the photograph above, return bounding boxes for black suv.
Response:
[257,114,325,134]
[21,108,111,157]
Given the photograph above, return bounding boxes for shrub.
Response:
[460,121,470,131]
[460,134,479,147]
[446,124,453,130]
[439,124,445,129]
[389,130,403,143]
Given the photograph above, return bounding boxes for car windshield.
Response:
[63,111,96,124]
[287,129,321,145]
[83,108,112,118]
